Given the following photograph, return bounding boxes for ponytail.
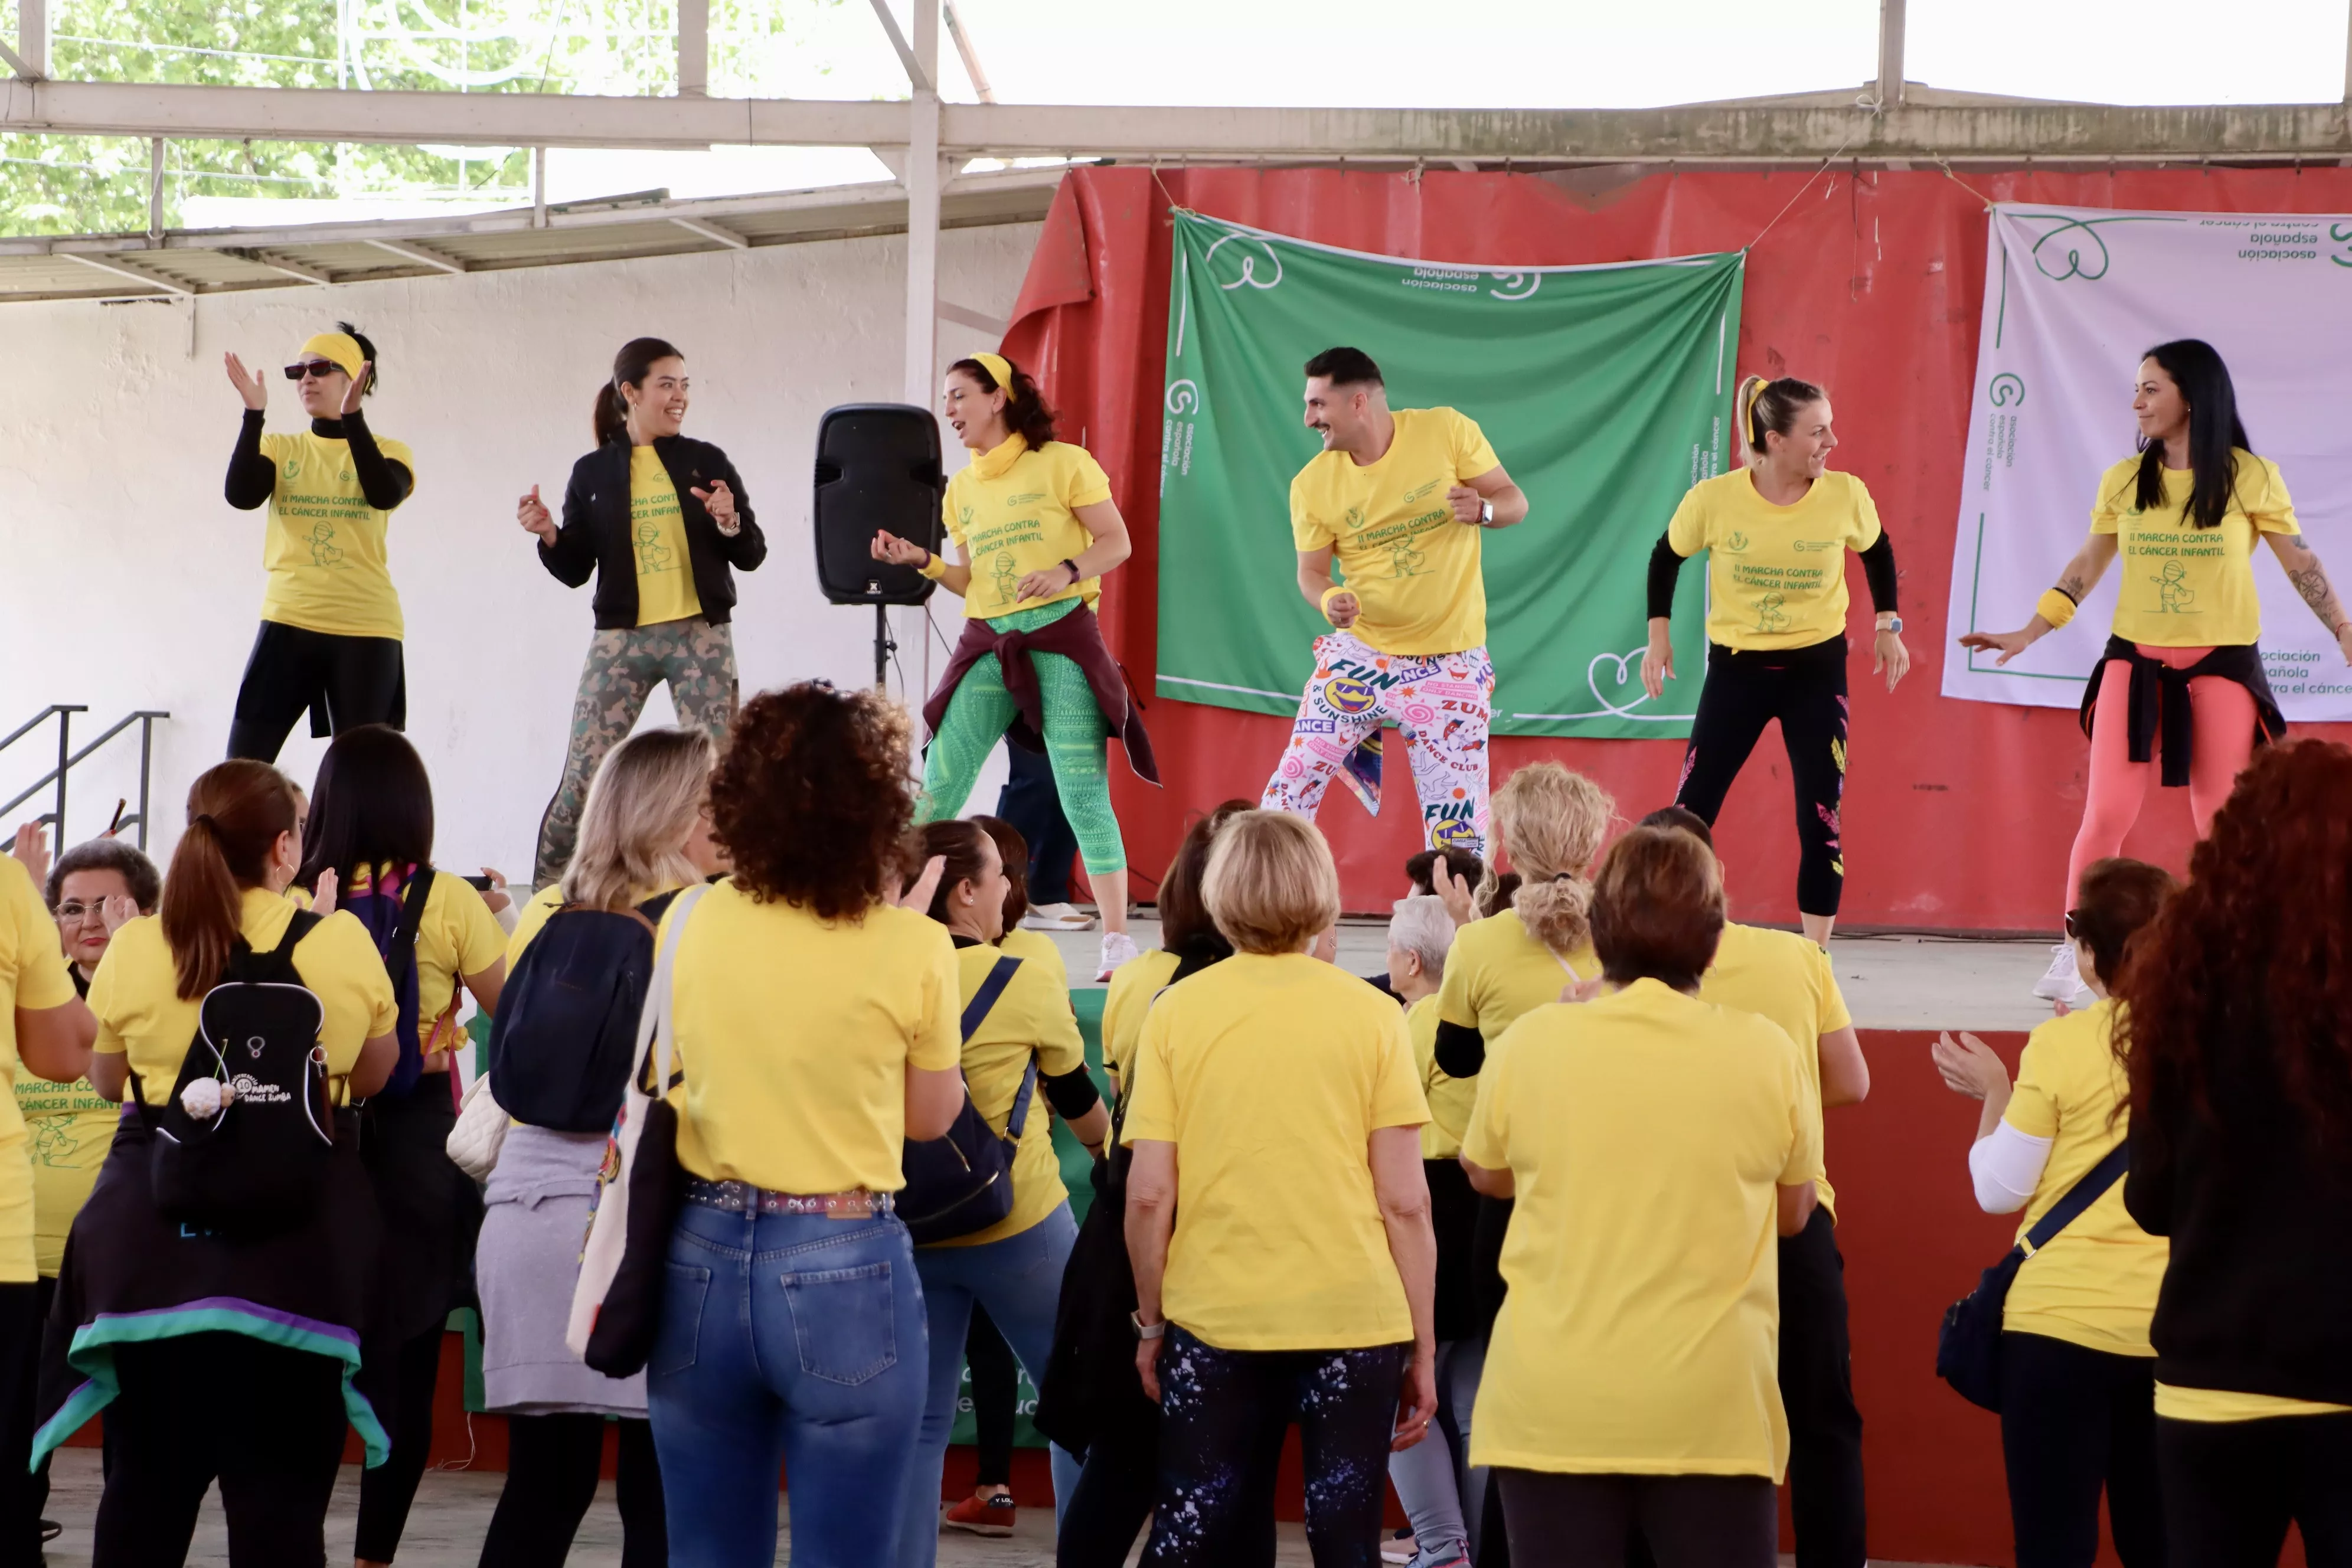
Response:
[596,335,685,446]
[1484,760,1616,958]
[1735,372,1828,463]
[1512,874,1595,956]
[161,761,298,1000]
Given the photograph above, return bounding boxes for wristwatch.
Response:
[1060,557,1083,585]
[1130,1310,1167,1341]
[1478,500,1494,527]
[1879,615,1904,634]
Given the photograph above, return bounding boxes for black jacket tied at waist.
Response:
[922,605,1160,787]
[539,435,766,629]
[2079,636,2286,789]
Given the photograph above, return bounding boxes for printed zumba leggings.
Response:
[1674,636,1850,919]
[1260,629,1495,854]
[1141,1327,1408,1568]
[921,600,1126,876]
[533,616,737,887]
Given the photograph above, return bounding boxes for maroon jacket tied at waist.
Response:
[922,606,1161,787]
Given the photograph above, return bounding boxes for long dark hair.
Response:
[2134,339,2251,530]
[972,815,1030,928]
[295,724,435,890]
[919,819,994,927]
[2116,740,2352,1168]
[950,355,1059,450]
[1157,799,1252,961]
[594,337,683,447]
[161,762,298,1000]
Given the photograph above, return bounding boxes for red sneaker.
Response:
[940,1492,1017,1538]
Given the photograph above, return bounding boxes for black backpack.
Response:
[487,890,682,1133]
[338,864,434,1099]
[132,912,337,1234]
[898,955,1035,1245]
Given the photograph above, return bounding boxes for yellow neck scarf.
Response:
[969,432,1029,481]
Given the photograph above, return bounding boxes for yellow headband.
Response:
[971,351,1018,403]
[299,331,365,381]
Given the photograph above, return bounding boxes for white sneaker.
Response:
[2033,940,2088,1002]
[1021,901,1096,932]
[1096,930,1140,982]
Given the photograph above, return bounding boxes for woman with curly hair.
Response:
[642,684,967,1566]
[2115,739,2352,1564]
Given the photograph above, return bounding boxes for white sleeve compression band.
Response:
[1968,1121,2053,1216]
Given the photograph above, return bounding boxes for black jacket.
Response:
[539,436,766,629]
[2125,1053,2352,1406]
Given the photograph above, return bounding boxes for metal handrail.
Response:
[0,708,171,850]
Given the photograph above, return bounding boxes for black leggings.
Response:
[968,1305,1019,1489]
[479,1415,665,1568]
[1142,1328,1404,1567]
[1998,1332,2163,1568]
[1674,637,1850,918]
[2157,1410,2352,1567]
[93,1334,348,1568]
[227,620,405,762]
[355,1326,445,1562]
[1780,1210,1866,1568]
[1494,1469,1776,1568]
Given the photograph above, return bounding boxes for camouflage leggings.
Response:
[533,617,737,888]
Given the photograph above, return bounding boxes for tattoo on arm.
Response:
[2289,564,2335,613]
[2059,573,2087,602]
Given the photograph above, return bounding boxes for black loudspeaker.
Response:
[813,403,947,607]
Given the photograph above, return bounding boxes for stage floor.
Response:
[1046,918,2060,1033]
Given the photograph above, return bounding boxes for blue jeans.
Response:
[647,1203,929,1568]
[894,1202,1082,1568]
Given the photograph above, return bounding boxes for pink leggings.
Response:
[2064,646,2255,913]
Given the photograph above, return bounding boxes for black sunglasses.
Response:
[283,361,342,381]
[2062,910,2083,939]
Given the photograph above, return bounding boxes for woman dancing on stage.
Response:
[870,351,1157,981]
[1959,338,2352,1002]
[1644,374,1911,946]
[519,336,765,888]
[222,324,416,762]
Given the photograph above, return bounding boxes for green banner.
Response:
[1156,212,1743,739]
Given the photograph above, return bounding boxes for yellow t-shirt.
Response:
[88,888,399,1106]
[1121,953,1428,1351]
[1410,993,1472,1161]
[1462,979,1824,1479]
[12,1069,116,1278]
[2090,452,2298,648]
[257,426,415,640]
[943,435,1113,620]
[506,884,567,968]
[1999,998,2168,1358]
[344,867,507,1054]
[1291,408,1502,658]
[1,855,80,1283]
[661,883,961,1194]
[1698,921,1853,1222]
[1435,909,1598,1044]
[2153,1384,2352,1422]
[1667,468,1883,652]
[932,942,1088,1248]
[1102,947,1182,1087]
[629,445,702,628]
[995,927,1071,994]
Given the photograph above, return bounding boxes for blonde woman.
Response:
[475,727,725,1568]
[1124,811,1435,1565]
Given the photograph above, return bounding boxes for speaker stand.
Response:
[873,603,899,694]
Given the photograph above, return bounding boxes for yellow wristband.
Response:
[2035,587,2077,629]
[918,552,948,582]
[1320,584,1351,614]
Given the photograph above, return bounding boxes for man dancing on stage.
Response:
[1261,347,1527,853]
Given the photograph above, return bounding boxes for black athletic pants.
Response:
[2156,1409,2352,1567]
[227,620,406,762]
[1494,1470,1777,1568]
[93,1334,348,1568]
[0,1285,40,1568]
[479,1415,665,1568]
[1998,1332,2164,1567]
[1779,1208,1867,1568]
[968,1304,1018,1489]
[354,1325,445,1562]
[1674,637,1850,919]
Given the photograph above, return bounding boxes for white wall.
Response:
[0,220,1042,878]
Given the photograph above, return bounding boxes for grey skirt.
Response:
[475,1123,647,1416]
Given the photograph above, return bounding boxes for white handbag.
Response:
[565,882,706,1362]
[445,1070,509,1182]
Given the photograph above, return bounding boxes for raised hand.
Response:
[518,485,557,545]
[224,352,267,411]
[311,868,339,917]
[893,854,947,913]
[1956,626,2039,667]
[99,893,140,935]
[1930,1030,2008,1100]
[1434,865,1477,927]
[9,821,48,887]
[870,530,929,568]
[690,479,739,535]
[339,361,373,416]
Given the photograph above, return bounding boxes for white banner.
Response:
[1942,204,2352,718]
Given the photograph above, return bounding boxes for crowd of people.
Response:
[1,692,2346,1568]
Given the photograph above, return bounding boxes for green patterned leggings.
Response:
[922,606,1126,876]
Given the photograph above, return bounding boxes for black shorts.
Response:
[227,621,405,761]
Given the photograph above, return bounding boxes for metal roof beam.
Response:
[367,237,465,273]
[62,251,189,294]
[667,215,747,249]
